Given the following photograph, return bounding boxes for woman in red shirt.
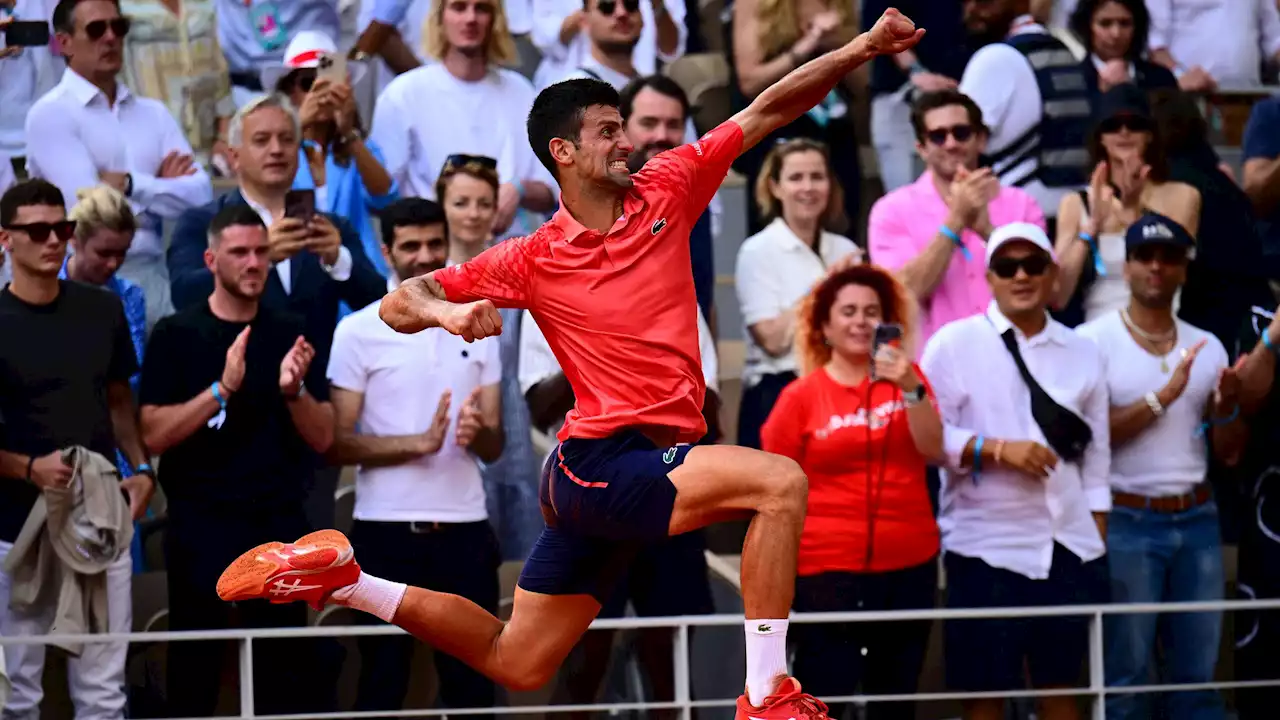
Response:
[761,263,942,720]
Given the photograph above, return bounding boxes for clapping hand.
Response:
[279,335,315,397]
[1214,355,1245,416]
[1158,339,1208,407]
[416,390,452,455]
[455,387,484,448]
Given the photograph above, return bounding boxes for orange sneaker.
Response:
[215,529,361,611]
[734,678,830,720]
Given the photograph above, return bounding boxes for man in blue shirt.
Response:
[1243,96,1280,264]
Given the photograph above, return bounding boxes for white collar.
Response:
[985,300,1068,347]
[59,67,131,107]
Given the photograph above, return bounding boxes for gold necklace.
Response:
[1120,310,1178,372]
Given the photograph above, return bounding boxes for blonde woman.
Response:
[729,0,862,231]
[734,138,861,449]
[762,262,941,720]
[370,0,556,237]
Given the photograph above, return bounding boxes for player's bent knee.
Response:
[760,455,807,515]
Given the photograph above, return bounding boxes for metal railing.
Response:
[5,598,1280,720]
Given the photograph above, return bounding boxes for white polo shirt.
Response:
[327,298,502,522]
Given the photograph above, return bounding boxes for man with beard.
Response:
[138,203,337,718]
[325,197,504,714]
[869,89,1043,355]
[1077,213,1244,720]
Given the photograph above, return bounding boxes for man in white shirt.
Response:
[1146,0,1280,91]
[958,0,1091,226]
[1077,213,1243,720]
[921,222,1110,720]
[557,0,640,88]
[27,0,214,336]
[530,0,682,91]
[327,197,504,714]
[370,0,557,237]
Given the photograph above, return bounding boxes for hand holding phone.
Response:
[284,189,315,224]
[870,323,904,383]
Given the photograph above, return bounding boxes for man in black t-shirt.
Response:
[0,178,154,719]
[139,203,337,717]
[1229,302,1280,720]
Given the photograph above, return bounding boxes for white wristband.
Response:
[1145,391,1165,417]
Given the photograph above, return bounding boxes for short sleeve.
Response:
[479,335,503,386]
[326,315,370,394]
[638,121,744,222]
[760,379,805,461]
[433,235,538,309]
[736,240,788,326]
[139,319,184,406]
[1244,100,1280,162]
[108,297,139,383]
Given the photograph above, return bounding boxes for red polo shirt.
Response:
[434,121,744,446]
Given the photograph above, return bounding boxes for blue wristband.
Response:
[1079,232,1106,276]
[211,381,228,410]
[1197,405,1240,438]
[135,463,154,475]
[972,434,984,484]
[1262,327,1276,353]
[940,225,971,260]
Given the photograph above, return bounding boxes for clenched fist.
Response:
[441,300,503,343]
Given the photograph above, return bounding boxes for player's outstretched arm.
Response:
[380,272,504,342]
[730,7,923,151]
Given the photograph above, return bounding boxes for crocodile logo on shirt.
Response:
[663,447,677,464]
[652,218,667,235]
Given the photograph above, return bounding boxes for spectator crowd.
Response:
[5,0,1280,719]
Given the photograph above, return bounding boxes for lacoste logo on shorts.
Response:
[652,218,667,235]
[663,447,677,464]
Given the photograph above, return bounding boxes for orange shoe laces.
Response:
[766,688,830,720]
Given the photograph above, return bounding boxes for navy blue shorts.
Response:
[944,544,1109,692]
[517,430,694,603]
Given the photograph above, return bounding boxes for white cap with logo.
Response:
[985,222,1057,268]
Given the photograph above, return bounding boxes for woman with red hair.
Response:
[761,263,943,720]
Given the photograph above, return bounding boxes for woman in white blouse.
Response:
[734,138,861,449]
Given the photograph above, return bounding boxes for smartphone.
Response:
[871,323,903,380]
[5,20,50,47]
[283,189,315,223]
[316,51,346,85]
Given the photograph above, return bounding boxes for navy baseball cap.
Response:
[1125,212,1195,254]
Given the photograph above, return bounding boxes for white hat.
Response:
[259,30,366,93]
[985,222,1057,267]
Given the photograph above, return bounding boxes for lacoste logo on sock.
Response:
[757,623,771,633]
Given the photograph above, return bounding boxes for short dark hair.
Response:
[1069,0,1151,62]
[527,78,621,180]
[208,203,267,248]
[910,90,987,143]
[52,0,121,34]
[1,179,65,228]
[619,75,690,123]
[380,198,448,248]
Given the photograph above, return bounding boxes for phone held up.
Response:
[316,51,347,85]
[870,323,903,381]
[284,189,316,224]
[4,20,50,47]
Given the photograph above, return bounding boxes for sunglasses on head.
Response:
[1098,114,1152,135]
[990,252,1051,279]
[597,0,640,14]
[444,154,498,172]
[1128,244,1188,265]
[925,124,974,146]
[84,17,130,41]
[3,221,77,244]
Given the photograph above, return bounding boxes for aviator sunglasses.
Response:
[2,221,78,244]
[924,124,974,146]
[84,17,131,40]
[597,0,640,14]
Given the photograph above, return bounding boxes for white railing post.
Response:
[1089,609,1106,720]
[239,636,256,718]
[673,622,692,720]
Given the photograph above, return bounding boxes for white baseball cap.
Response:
[985,222,1057,267]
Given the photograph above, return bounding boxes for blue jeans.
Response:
[1104,499,1226,720]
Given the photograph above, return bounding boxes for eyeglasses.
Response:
[2,221,77,244]
[924,124,974,146]
[1129,244,1188,265]
[444,154,498,172]
[597,0,640,14]
[84,17,130,41]
[990,253,1051,279]
[1098,115,1153,135]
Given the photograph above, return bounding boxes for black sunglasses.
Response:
[444,154,498,172]
[3,221,77,244]
[1098,114,1152,135]
[1128,244,1188,265]
[925,124,974,146]
[597,0,640,14]
[990,253,1051,279]
[85,17,130,41]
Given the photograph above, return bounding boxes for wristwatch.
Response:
[135,463,156,481]
[903,384,926,406]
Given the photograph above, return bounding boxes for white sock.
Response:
[330,572,407,623]
[744,619,789,707]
